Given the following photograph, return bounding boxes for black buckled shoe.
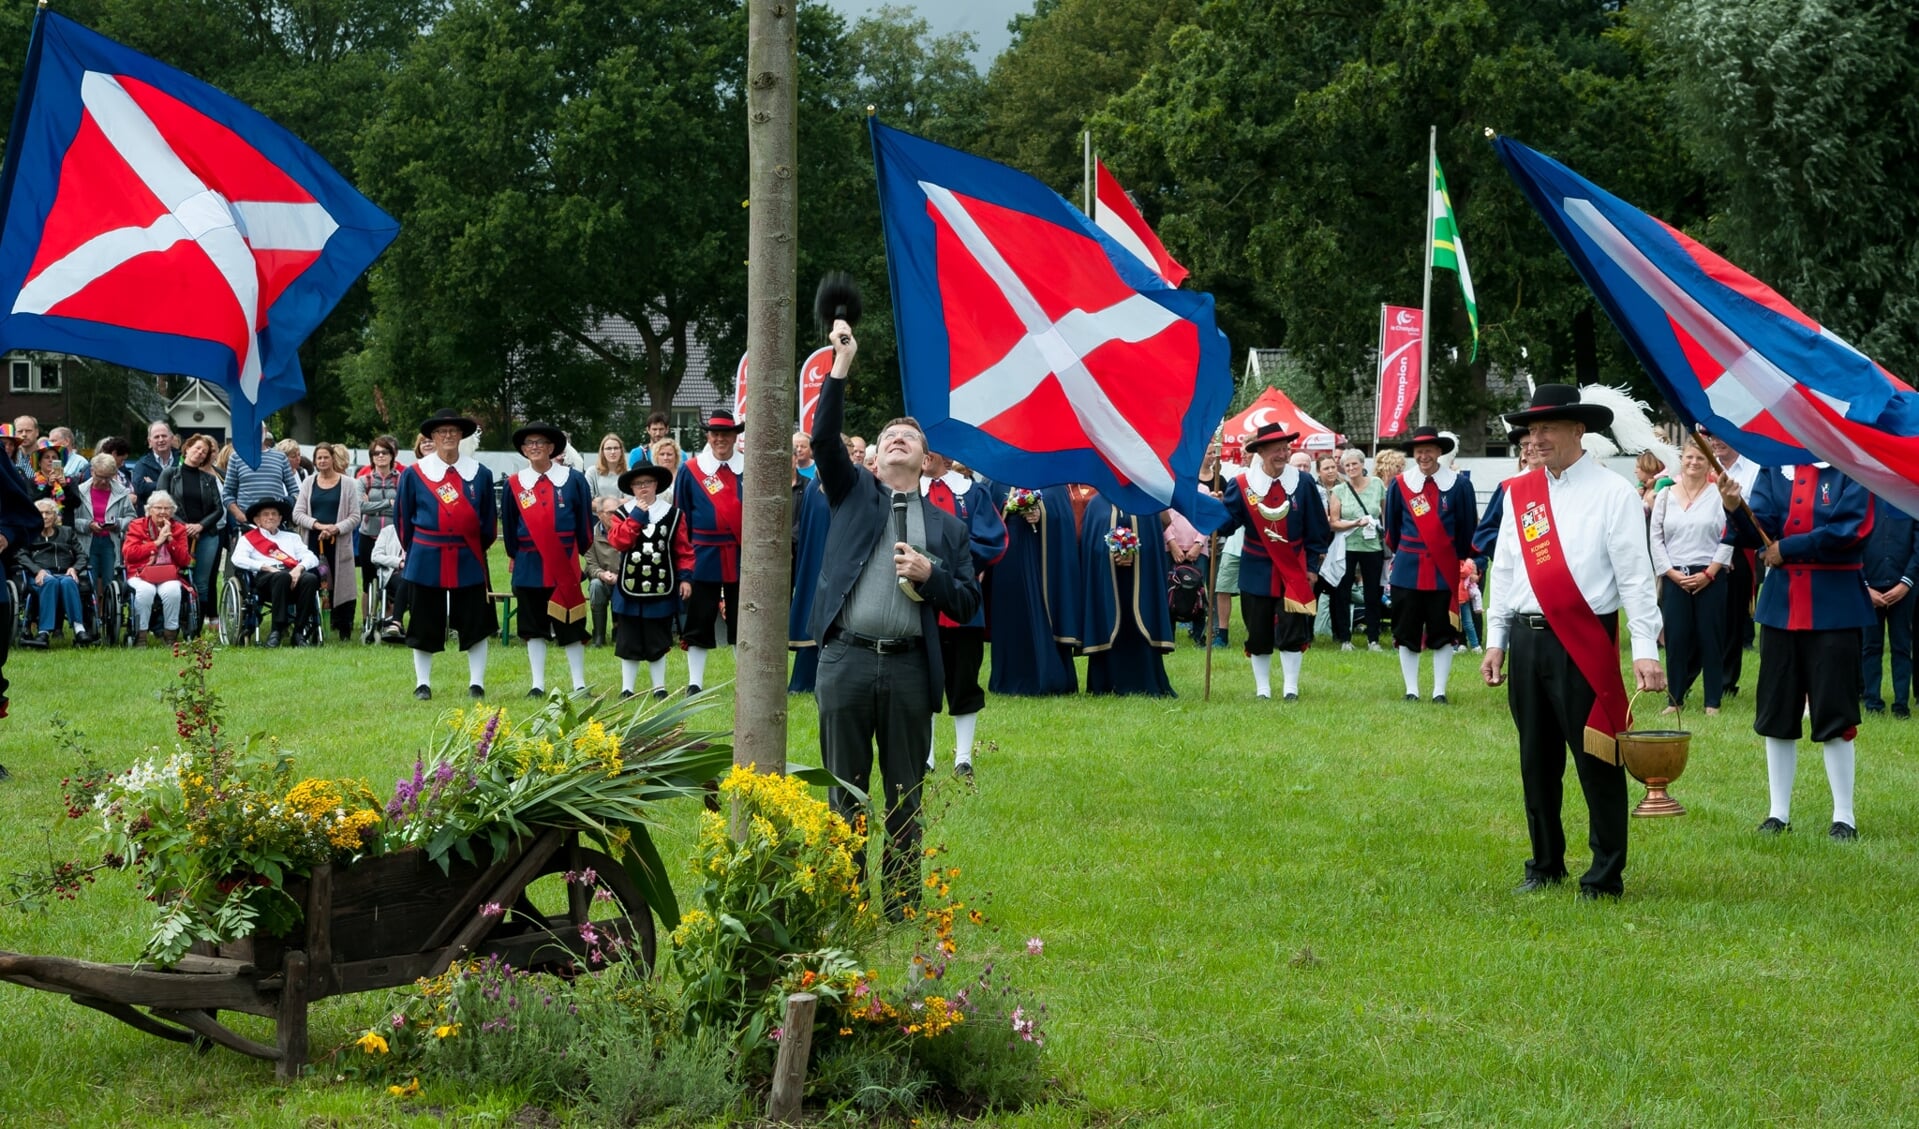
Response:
[1432,695,1449,705]
[1757,817,1790,835]
[413,685,433,701]
[1830,821,1857,841]
[468,684,486,699]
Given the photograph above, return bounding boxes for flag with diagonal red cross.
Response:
[0,12,398,463]
[870,120,1229,528]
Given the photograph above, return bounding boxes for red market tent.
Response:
[1220,387,1343,461]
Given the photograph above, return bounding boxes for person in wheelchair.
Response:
[123,490,193,646]
[18,499,93,648]
[370,521,409,642]
[231,498,321,648]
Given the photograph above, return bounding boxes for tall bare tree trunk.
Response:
[737,0,798,776]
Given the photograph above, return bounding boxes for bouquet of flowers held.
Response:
[1105,524,1140,565]
[1002,487,1041,524]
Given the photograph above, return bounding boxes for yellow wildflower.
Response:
[432,1023,461,1039]
[388,1077,421,1098]
[354,1031,390,1055]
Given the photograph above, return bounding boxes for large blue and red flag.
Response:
[870,120,1230,527]
[1496,137,1919,516]
[0,12,399,463]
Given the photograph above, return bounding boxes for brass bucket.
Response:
[1617,690,1691,817]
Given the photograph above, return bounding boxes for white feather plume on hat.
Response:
[1579,384,1677,469]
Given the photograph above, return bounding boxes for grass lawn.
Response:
[2,627,1917,1127]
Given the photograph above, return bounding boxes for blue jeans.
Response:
[189,533,222,616]
[1862,587,1915,708]
[32,573,85,633]
[87,535,117,591]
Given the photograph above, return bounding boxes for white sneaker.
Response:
[1473,646,1484,654]
[1368,642,1383,652]
[1340,642,1354,652]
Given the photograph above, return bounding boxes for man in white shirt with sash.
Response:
[1481,384,1666,901]
[231,498,321,647]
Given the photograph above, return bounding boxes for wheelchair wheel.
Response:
[179,585,202,641]
[5,579,21,645]
[219,575,248,646]
[98,581,121,647]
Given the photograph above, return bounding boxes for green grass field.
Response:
[2,628,1917,1127]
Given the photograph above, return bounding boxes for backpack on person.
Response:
[1167,561,1207,625]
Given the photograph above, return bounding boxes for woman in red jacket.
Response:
[123,491,193,645]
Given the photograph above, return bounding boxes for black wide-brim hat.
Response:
[1395,425,1456,456]
[511,422,566,450]
[1503,383,1613,431]
[419,407,479,439]
[246,497,292,523]
[1507,425,1532,446]
[618,465,673,495]
[1242,421,1300,456]
[703,409,744,434]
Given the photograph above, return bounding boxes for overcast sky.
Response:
[827,0,1028,66]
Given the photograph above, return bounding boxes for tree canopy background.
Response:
[1,0,1912,452]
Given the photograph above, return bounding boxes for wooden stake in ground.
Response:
[737,0,799,776]
[766,991,817,1122]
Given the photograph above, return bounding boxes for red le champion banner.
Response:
[1375,305,1424,438]
[733,346,835,432]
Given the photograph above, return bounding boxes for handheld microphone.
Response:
[893,492,924,602]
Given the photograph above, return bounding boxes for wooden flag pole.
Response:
[1203,533,1220,701]
[1689,431,1775,548]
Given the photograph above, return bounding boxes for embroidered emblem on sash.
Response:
[1521,501,1550,543]
[518,489,538,510]
[1409,494,1432,518]
[702,475,723,495]
[435,481,460,505]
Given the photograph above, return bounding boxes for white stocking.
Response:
[647,658,667,691]
[564,642,587,693]
[1823,738,1856,827]
[1765,736,1797,823]
[687,646,709,688]
[1279,651,1303,696]
[1398,646,1421,697]
[953,713,979,765]
[525,638,549,692]
[466,638,490,690]
[411,648,433,689]
[620,659,639,695]
[1431,645,1455,697]
[1250,654,1273,698]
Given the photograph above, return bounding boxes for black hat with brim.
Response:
[419,408,479,439]
[1242,422,1300,456]
[618,465,673,495]
[1503,383,1613,431]
[703,409,744,434]
[246,497,292,523]
[511,422,566,450]
[1507,426,1532,447]
[1395,425,1457,456]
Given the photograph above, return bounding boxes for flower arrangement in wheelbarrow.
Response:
[6,638,734,966]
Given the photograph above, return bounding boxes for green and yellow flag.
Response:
[1430,154,1478,361]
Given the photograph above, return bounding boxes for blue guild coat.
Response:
[502,466,595,589]
[396,455,498,589]
[1725,464,1875,631]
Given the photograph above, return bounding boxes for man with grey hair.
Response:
[131,420,180,509]
[47,428,88,477]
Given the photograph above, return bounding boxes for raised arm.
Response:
[809,320,860,506]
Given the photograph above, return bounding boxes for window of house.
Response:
[37,361,59,392]
[9,361,28,393]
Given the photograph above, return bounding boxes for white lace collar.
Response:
[1244,463,1299,498]
[515,464,571,490]
[692,446,743,477]
[920,470,972,497]
[415,453,480,483]
[1401,466,1457,493]
[1781,463,1831,478]
[625,496,672,523]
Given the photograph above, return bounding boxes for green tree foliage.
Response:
[1094,0,1707,448]
[1644,0,1919,380]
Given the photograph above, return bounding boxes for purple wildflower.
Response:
[1026,937,1044,956]
[476,709,503,761]
[479,902,504,918]
[481,1017,513,1034]
[390,1012,407,1030]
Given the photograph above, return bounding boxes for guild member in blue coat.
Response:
[502,423,596,698]
[979,479,1080,696]
[1079,495,1175,697]
[1859,499,1919,718]
[1213,422,1332,701]
[923,453,1008,774]
[788,469,832,694]
[1383,425,1479,704]
[397,408,499,701]
[606,464,688,700]
[0,444,41,732]
[1723,462,1876,839]
[807,318,980,917]
[1473,428,1536,559]
[673,409,745,694]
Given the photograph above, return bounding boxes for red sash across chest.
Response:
[1507,468,1631,759]
[1398,477,1462,623]
[515,476,586,620]
[244,528,300,569]
[1238,473,1314,609]
[418,464,485,588]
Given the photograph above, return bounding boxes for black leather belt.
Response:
[829,627,923,654]
[1517,613,1551,630]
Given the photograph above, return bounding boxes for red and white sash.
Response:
[417,463,485,588]
[1238,471,1315,614]
[515,474,586,622]
[1508,468,1631,761]
[244,528,301,569]
[1398,476,1462,627]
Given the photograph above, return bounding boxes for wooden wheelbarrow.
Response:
[0,828,653,1079]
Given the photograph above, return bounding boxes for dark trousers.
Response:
[682,580,737,649]
[1661,569,1727,708]
[254,568,320,631]
[1756,625,1862,741]
[1344,549,1385,643]
[939,626,986,715]
[1240,591,1311,654]
[816,634,931,915]
[1862,587,1915,709]
[1391,585,1461,651]
[406,583,493,653]
[1722,551,1756,691]
[1509,619,1629,895]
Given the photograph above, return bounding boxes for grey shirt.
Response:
[837,491,925,639]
